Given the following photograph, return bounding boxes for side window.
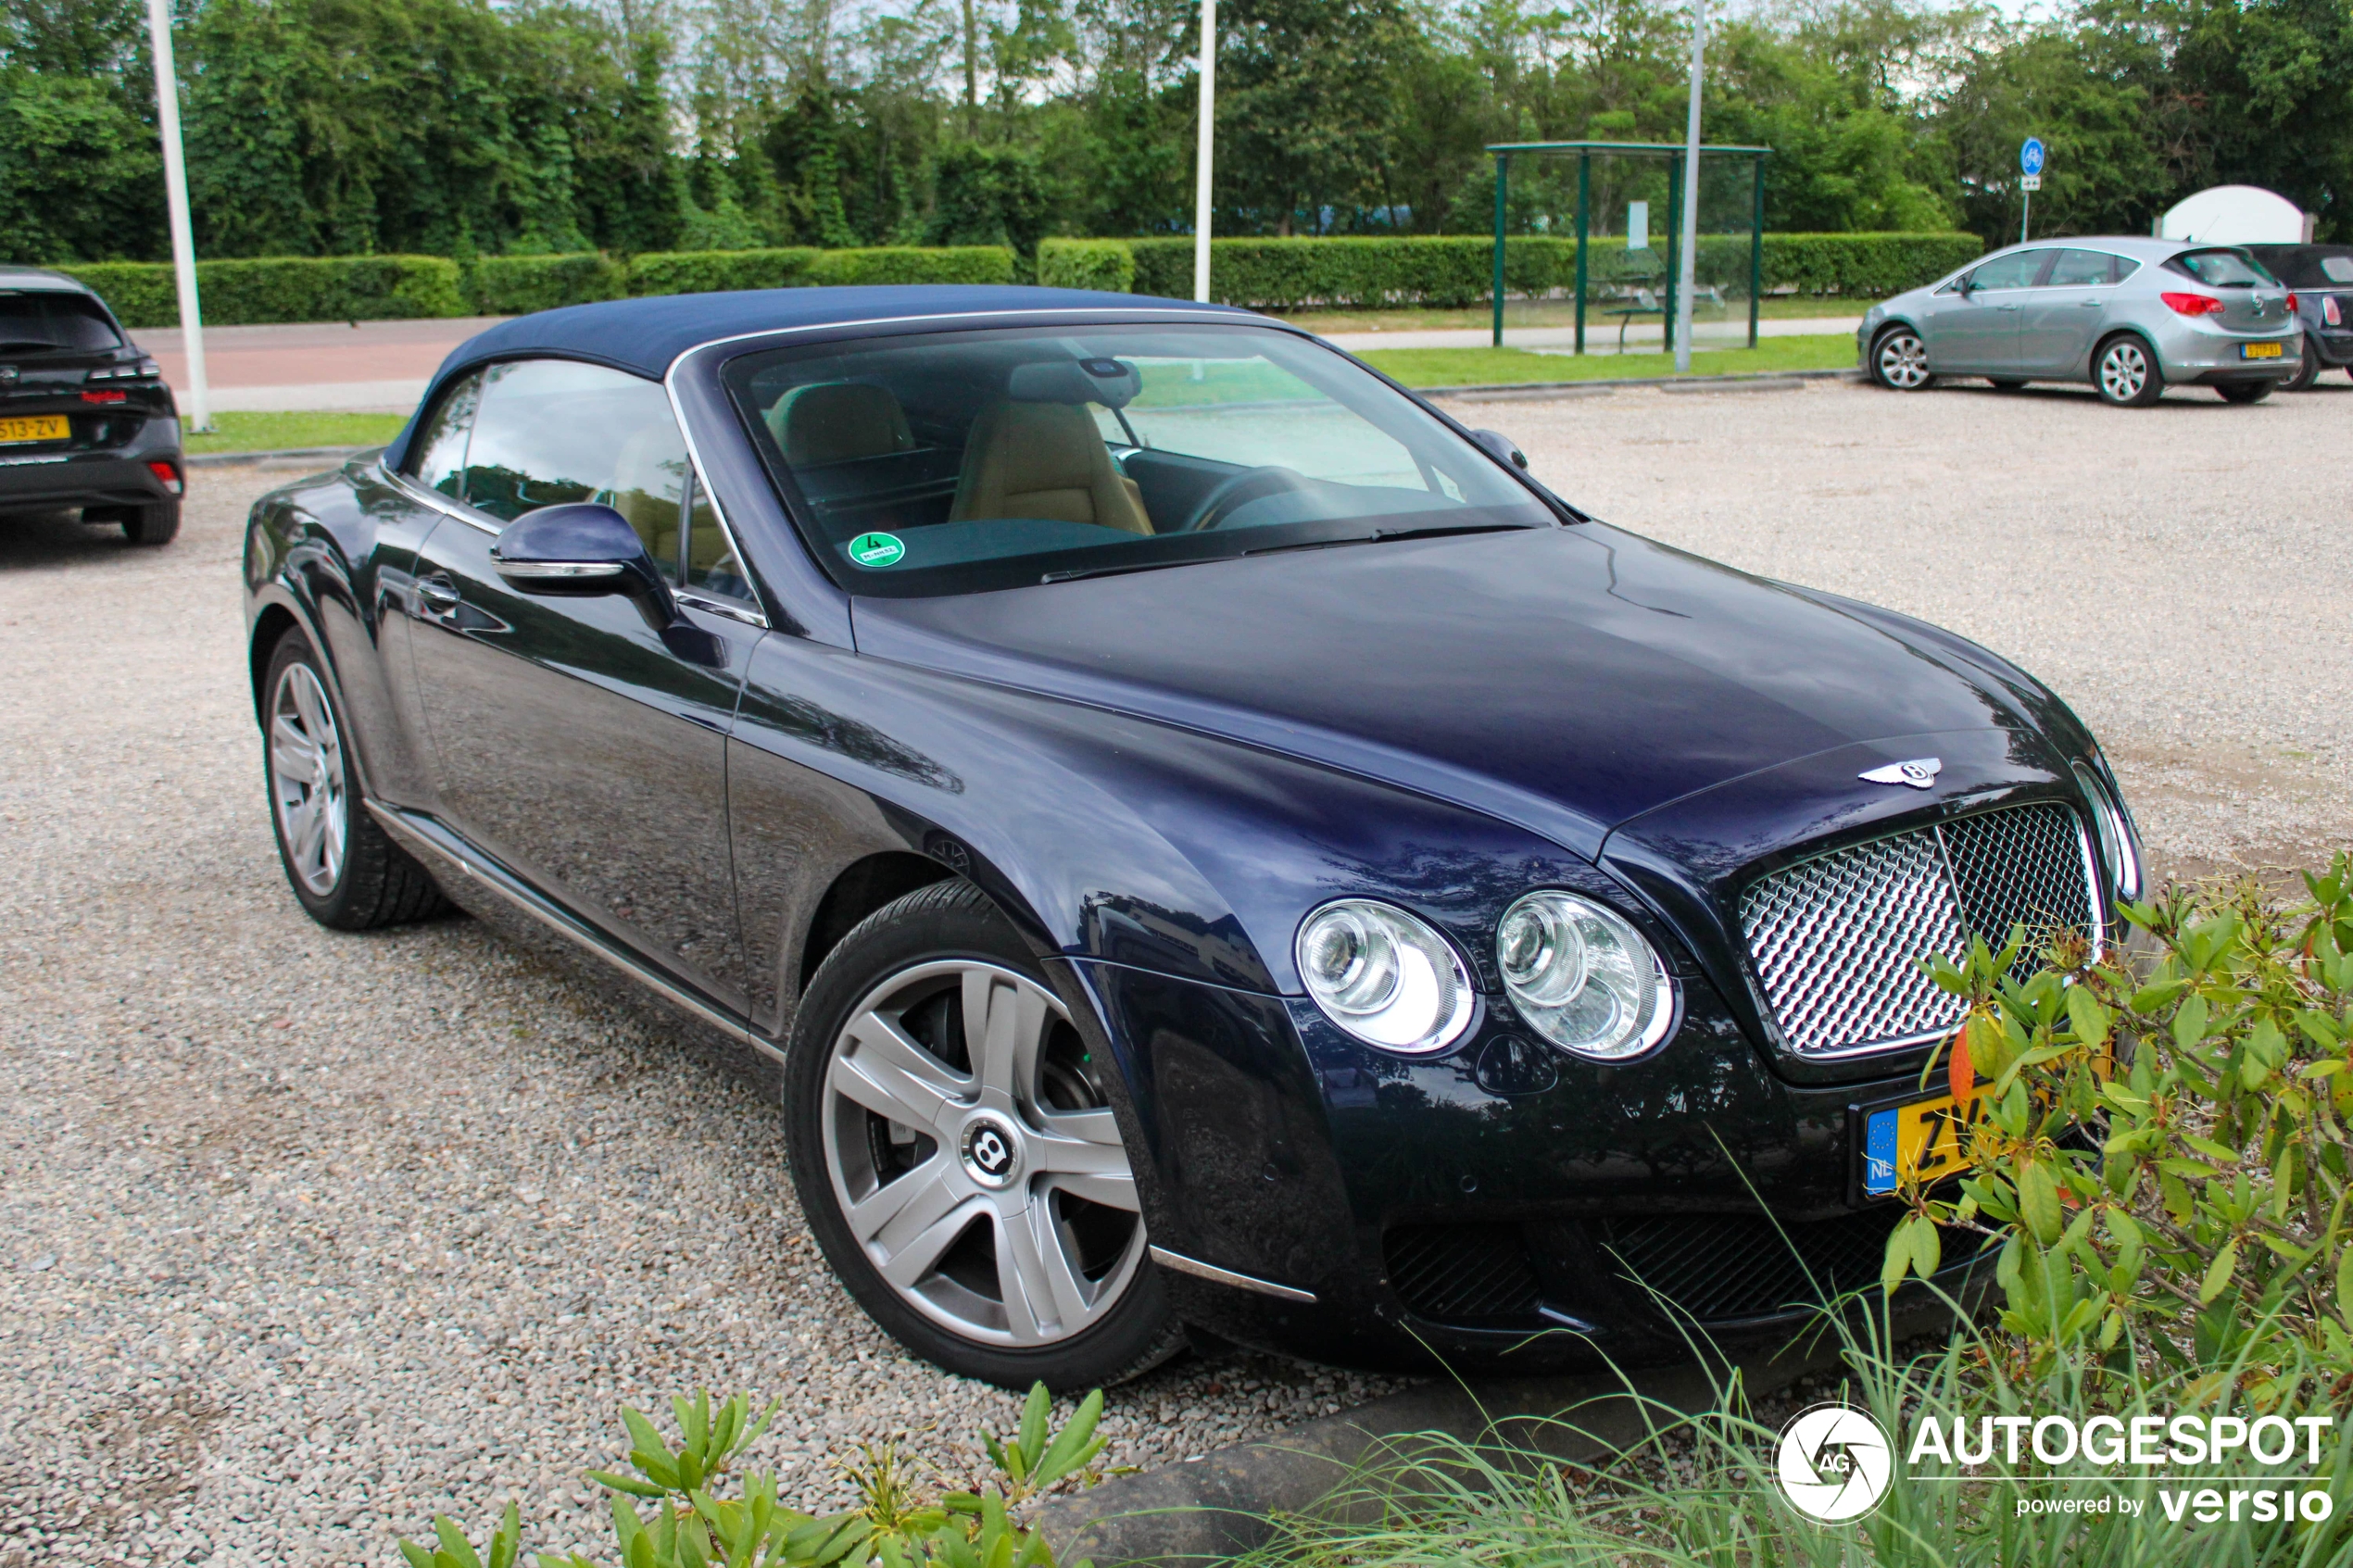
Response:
[459,361,687,567]
[406,371,481,499]
[2050,249,2123,287]
[681,474,755,606]
[1969,251,2046,291]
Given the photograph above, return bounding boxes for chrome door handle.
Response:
[417,575,461,610]
[2078,300,2103,308]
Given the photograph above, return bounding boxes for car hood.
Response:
[849,523,2036,862]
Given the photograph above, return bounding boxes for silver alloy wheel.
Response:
[2098,339,2150,403]
[821,960,1145,1348]
[269,662,348,897]
[1875,330,1931,389]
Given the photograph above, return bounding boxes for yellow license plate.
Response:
[0,414,69,444]
[2242,342,2284,359]
[1861,1090,1982,1197]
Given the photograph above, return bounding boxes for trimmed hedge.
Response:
[469,252,626,315]
[1121,232,1985,308]
[625,245,1015,297]
[57,256,465,329]
[1037,237,1136,294]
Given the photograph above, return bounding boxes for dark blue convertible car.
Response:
[241,285,2142,1388]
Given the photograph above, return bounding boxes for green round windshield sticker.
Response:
[848,531,906,568]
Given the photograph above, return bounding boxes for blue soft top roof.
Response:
[384,284,1247,470]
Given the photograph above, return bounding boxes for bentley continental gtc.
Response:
[242,285,2143,1388]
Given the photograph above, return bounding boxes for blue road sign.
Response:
[2020,137,2045,176]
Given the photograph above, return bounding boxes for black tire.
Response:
[121,499,180,546]
[2093,334,2163,407]
[2282,335,2321,392]
[1869,326,1933,391]
[1987,378,2026,390]
[261,629,448,930]
[783,879,1182,1391]
[2216,380,2275,405]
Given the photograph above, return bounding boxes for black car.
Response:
[240,285,2142,1389]
[2244,244,2353,390]
[0,266,182,544]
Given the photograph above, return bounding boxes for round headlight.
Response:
[1295,899,1475,1055]
[1496,890,1674,1060]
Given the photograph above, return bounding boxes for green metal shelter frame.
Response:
[1487,140,1771,351]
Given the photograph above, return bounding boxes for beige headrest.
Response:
[769,383,914,468]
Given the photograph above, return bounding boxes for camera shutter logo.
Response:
[1776,1402,1894,1522]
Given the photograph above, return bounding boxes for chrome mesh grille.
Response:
[1738,803,2098,1057]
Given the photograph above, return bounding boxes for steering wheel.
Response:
[1178,465,1313,532]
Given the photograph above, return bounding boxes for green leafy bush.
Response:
[1114,232,1982,307]
[399,1383,1111,1568]
[1885,855,2353,1401]
[55,255,466,328]
[472,253,627,315]
[1035,239,1136,295]
[623,248,826,297]
[803,246,1015,288]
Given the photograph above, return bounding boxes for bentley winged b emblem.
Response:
[1859,758,1942,790]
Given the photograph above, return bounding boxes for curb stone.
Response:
[188,445,374,469]
[1033,1313,1933,1568]
[1424,368,1865,402]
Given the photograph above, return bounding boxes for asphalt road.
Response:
[2,379,2345,1564]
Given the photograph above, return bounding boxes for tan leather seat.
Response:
[604,423,686,559]
[768,383,914,467]
[950,400,1151,534]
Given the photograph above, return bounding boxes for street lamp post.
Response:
[1673,0,1705,372]
[1192,0,1215,303]
[145,0,210,431]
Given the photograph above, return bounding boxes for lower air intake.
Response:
[1383,1223,1542,1322]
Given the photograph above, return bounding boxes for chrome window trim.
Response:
[382,462,500,535]
[674,587,765,627]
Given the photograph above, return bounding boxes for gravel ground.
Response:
[0,482,1397,1568]
[3,382,2345,1565]
[1504,373,2353,876]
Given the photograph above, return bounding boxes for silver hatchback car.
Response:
[1858,236,2303,406]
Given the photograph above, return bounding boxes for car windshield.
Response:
[0,291,122,354]
[2246,246,2353,287]
[724,322,1554,597]
[2168,249,2276,288]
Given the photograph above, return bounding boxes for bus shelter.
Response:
[1487,140,1770,352]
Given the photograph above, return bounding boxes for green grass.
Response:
[1361,332,1857,388]
[183,410,407,457]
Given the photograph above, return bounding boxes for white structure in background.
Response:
[145,0,210,430]
[2158,185,2314,245]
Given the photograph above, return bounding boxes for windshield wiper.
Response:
[1241,521,1531,558]
[1039,557,1200,585]
[1043,522,1532,584]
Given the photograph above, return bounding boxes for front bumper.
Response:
[0,420,182,514]
[1070,954,1974,1374]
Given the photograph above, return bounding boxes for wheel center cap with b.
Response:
[960,1112,1024,1189]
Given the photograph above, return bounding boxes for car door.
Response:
[405,358,769,1010]
[1924,250,2050,371]
[2019,249,2128,375]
